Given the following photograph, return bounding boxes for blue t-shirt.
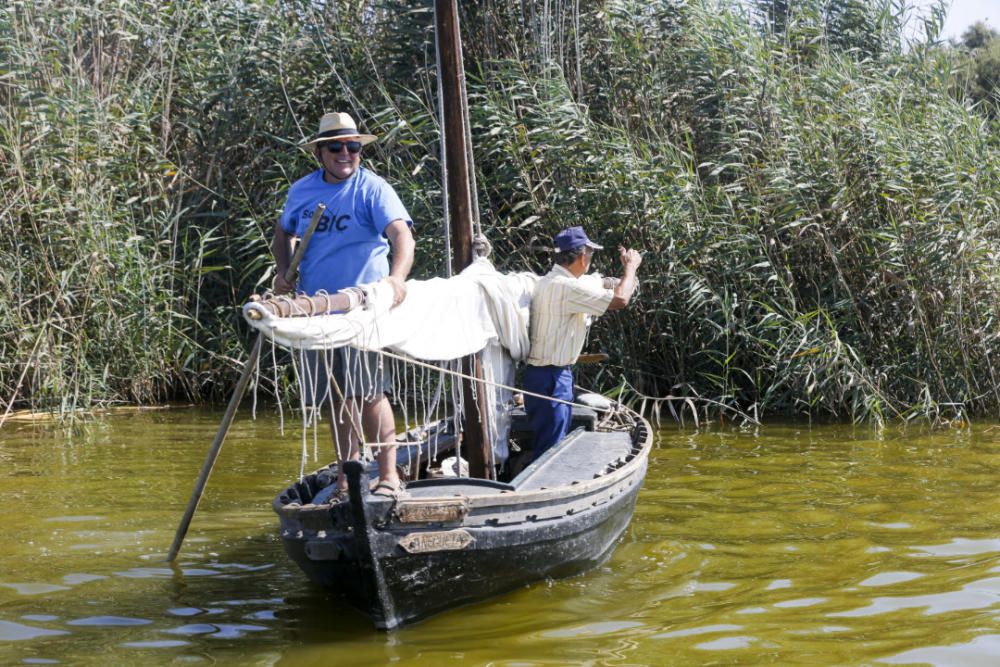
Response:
[280,167,412,295]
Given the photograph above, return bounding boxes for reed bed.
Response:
[2,0,997,423]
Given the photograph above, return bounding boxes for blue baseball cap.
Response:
[553,226,604,253]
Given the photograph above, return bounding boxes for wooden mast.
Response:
[435,0,493,479]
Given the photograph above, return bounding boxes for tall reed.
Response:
[464,0,1000,422]
[2,0,997,423]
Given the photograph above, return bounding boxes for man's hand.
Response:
[271,220,296,295]
[274,271,296,296]
[608,246,642,311]
[383,219,415,308]
[619,246,642,270]
[384,275,407,307]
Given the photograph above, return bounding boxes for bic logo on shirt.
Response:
[310,209,351,233]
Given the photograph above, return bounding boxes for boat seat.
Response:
[509,428,634,491]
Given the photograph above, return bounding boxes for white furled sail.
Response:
[243,258,537,362]
[243,258,538,464]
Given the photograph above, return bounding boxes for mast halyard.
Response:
[434,0,494,479]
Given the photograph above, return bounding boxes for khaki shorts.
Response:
[298,347,391,406]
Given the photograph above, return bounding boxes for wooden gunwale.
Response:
[275,413,652,521]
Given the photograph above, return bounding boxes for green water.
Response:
[1,410,999,666]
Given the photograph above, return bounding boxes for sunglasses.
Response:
[324,140,363,154]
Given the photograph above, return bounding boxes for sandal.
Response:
[371,480,404,498]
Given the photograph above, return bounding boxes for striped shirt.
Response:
[527,265,613,367]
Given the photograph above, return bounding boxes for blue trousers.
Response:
[523,364,573,458]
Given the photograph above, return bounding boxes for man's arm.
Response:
[383,219,415,307]
[607,247,642,311]
[272,218,295,295]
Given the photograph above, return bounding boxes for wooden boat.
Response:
[273,403,651,630]
[252,0,653,630]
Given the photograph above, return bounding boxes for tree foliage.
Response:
[954,21,1000,116]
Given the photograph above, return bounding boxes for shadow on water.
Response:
[2,411,1000,665]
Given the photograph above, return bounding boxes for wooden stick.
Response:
[244,290,357,320]
[166,203,326,562]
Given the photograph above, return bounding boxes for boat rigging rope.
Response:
[456,17,481,237]
[252,282,621,423]
[370,346,617,420]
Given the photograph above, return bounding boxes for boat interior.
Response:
[279,403,644,507]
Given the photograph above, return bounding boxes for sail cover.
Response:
[243,259,538,362]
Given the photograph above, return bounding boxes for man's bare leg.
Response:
[362,394,399,488]
[330,394,398,492]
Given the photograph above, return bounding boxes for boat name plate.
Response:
[399,529,474,554]
[395,498,469,524]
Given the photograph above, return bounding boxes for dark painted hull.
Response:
[275,417,651,629]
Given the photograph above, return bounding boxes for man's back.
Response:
[527,265,612,367]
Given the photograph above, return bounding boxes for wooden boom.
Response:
[244,289,363,320]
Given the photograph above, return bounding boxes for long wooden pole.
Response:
[436,0,472,273]
[166,203,326,562]
[435,0,493,480]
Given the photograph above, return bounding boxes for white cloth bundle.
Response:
[243,258,539,362]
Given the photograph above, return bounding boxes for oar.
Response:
[166,203,326,562]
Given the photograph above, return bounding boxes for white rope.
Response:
[454,9,480,235]
[293,347,309,478]
[270,336,285,435]
[370,346,600,413]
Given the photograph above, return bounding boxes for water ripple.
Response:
[542,620,644,638]
[164,623,269,639]
[911,538,1000,558]
[858,571,925,587]
[653,623,743,639]
[830,577,1000,617]
[66,616,153,627]
[120,640,190,648]
[0,583,71,596]
[0,620,69,641]
[880,634,1000,666]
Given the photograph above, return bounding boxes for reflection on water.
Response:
[1,410,999,665]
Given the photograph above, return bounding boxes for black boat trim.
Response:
[406,477,515,491]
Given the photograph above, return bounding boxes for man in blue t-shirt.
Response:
[272,111,415,499]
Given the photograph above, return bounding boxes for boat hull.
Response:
[276,417,652,629]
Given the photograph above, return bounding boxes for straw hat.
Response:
[303,112,377,147]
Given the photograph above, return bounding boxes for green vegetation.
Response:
[2,0,998,424]
[953,21,1000,116]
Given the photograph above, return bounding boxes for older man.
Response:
[273,112,415,498]
[524,226,641,458]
